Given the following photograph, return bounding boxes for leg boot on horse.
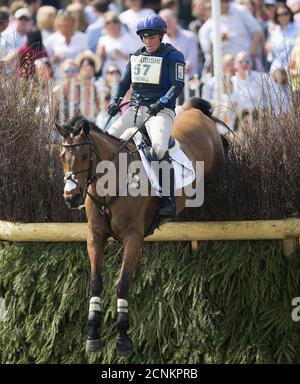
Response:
[115,232,144,357]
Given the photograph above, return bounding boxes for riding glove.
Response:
[108,101,120,117]
[148,101,164,116]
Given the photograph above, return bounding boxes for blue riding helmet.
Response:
[136,14,167,37]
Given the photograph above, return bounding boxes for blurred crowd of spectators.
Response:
[0,0,300,133]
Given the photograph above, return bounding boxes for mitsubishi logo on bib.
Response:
[131,55,163,84]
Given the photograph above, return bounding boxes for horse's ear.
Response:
[81,121,90,137]
[55,122,69,138]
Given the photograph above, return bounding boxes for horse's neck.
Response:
[90,130,120,161]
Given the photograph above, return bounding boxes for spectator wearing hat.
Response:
[1,27,48,79]
[44,12,88,81]
[2,7,32,54]
[9,1,25,16]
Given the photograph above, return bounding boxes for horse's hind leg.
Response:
[116,232,144,357]
[85,228,108,353]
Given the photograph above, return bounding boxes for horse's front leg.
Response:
[116,231,144,357]
[85,226,109,353]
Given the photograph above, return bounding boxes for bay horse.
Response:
[55,98,225,356]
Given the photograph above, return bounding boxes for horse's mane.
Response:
[66,114,125,144]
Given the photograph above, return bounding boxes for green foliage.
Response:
[0,241,299,364]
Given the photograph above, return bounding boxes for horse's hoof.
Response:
[85,338,101,353]
[117,336,134,357]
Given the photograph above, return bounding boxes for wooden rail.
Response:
[0,219,300,256]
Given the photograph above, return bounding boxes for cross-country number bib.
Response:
[131,55,163,84]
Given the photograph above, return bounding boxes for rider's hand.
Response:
[108,101,120,117]
[148,101,164,116]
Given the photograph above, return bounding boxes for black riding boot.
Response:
[158,152,176,218]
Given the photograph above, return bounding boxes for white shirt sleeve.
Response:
[184,31,199,77]
[44,34,55,60]
[199,20,212,55]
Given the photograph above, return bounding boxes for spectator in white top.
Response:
[202,54,236,129]
[76,50,101,120]
[119,0,154,34]
[160,8,199,78]
[269,67,289,115]
[231,51,267,111]
[287,0,300,29]
[2,7,32,55]
[96,11,141,76]
[86,0,110,53]
[45,13,88,81]
[0,7,10,60]
[199,0,263,59]
[202,53,236,101]
[72,0,119,25]
[189,0,211,35]
[53,59,80,123]
[36,6,57,43]
[266,2,299,73]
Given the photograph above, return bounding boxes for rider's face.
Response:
[142,34,161,53]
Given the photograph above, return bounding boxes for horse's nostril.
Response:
[65,193,81,209]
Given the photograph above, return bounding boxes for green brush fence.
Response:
[0,241,299,364]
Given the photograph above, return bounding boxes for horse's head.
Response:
[55,117,93,209]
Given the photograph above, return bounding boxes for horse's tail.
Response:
[186,97,231,153]
[187,97,234,133]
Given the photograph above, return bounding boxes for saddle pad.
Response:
[132,136,195,197]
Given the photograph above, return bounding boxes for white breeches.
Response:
[107,105,175,160]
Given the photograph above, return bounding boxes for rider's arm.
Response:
[164,51,185,105]
[110,58,132,103]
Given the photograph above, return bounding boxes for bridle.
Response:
[62,126,137,215]
[62,137,104,211]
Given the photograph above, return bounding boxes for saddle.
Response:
[138,123,176,162]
